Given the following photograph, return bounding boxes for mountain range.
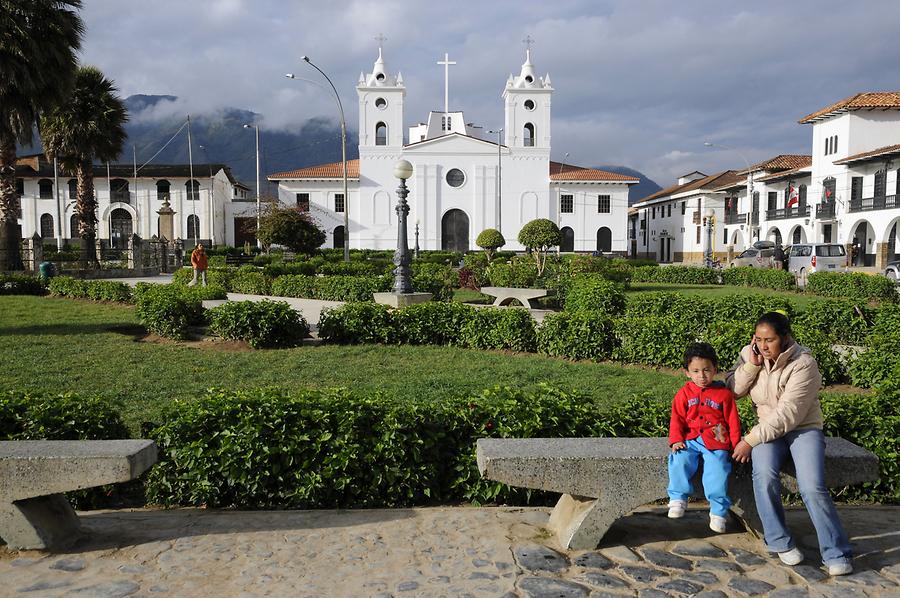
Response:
[28,94,662,205]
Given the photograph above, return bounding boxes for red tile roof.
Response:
[636,170,740,205]
[833,142,900,165]
[549,162,639,182]
[799,92,900,124]
[756,166,813,183]
[740,155,811,174]
[268,159,360,180]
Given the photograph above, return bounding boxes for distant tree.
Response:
[518,218,561,277]
[40,65,128,268]
[476,228,505,260]
[254,202,326,255]
[0,0,84,271]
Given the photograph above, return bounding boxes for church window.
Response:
[375,97,387,109]
[525,75,533,83]
[441,116,447,131]
[68,178,77,199]
[524,99,535,111]
[375,122,387,146]
[40,213,54,238]
[598,195,611,213]
[296,193,310,212]
[156,180,170,201]
[447,116,452,130]
[446,168,465,188]
[185,179,198,202]
[375,73,385,81]
[524,123,535,147]
[38,179,53,199]
[334,193,345,213]
[560,194,573,213]
[833,135,838,154]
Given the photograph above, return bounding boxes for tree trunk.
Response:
[76,159,98,269]
[0,133,23,271]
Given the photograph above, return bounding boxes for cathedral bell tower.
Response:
[502,46,553,149]
[357,46,405,149]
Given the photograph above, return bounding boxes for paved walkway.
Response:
[2,505,898,597]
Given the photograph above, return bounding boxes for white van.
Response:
[788,243,848,287]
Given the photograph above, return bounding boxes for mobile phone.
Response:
[752,343,761,356]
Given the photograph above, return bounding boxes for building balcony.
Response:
[765,205,810,221]
[849,194,898,213]
[816,202,836,219]
[724,212,746,225]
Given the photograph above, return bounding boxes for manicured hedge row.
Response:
[208,300,309,348]
[48,276,133,303]
[721,267,796,291]
[806,271,898,303]
[632,265,722,285]
[270,274,392,301]
[0,274,46,295]
[849,305,900,388]
[564,275,626,316]
[133,283,209,339]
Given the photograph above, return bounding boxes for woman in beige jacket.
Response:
[727,312,852,576]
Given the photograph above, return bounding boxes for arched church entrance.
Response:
[441,209,469,252]
[560,227,574,252]
[596,227,612,253]
[110,208,133,249]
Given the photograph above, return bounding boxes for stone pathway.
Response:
[2,506,898,597]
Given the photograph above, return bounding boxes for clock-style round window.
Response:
[375,97,387,109]
[524,99,535,111]
[446,168,465,188]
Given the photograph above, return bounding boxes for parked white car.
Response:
[788,243,848,287]
[885,259,900,285]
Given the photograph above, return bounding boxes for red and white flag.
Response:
[787,185,799,208]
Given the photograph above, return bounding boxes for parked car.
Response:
[788,243,848,287]
[885,259,900,285]
[730,247,776,268]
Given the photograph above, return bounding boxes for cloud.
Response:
[78,0,900,187]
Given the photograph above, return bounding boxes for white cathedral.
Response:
[269,46,638,253]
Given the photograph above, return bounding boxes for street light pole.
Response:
[392,160,414,294]
[243,124,261,249]
[488,129,503,233]
[298,57,349,262]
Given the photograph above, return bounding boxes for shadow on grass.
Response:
[0,323,147,339]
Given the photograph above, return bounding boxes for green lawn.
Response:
[626,282,820,308]
[0,296,684,433]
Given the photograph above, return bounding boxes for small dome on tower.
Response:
[361,47,402,87]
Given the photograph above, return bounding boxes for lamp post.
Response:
[704,141,754,242]
[242,124,261,250]
[198,145,217,248]
[294,57,349,262]
[488,129,503,232]
[414,220,420,259]
[391,160,414,293]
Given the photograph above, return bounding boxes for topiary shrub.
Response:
[0,274,46,295]
[461,307,536,352]
[134,284,204,340]
[476,228,505,260]
[317,302,398,344]
[564,275,626,316]
[537,311,618,361]
[208,300,309,349]
[393,301,476,346]
[518,218,561,276]
[806,271,898,303]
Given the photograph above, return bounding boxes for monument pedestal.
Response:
[373,292,433,307]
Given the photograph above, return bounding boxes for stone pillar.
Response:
[28,234,42,271]
[156,236,169,273]
[875,242,889,271]
[128,234,143,271]
[726,245,734,264]
[157,200,175,244]
[845,243,855,268]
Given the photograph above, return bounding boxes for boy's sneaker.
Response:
[827,562,853,576]
[667,500,686,518]
[709,514,727,533]
[777,547,804,566]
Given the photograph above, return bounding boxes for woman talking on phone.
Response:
[727,311,853,576]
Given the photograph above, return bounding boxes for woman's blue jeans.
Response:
[751,428,852,565]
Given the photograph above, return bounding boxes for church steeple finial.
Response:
[522,35,535,65]
[375,33,387,59]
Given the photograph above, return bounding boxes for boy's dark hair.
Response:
[682,342,718,369]
[756,311,792,341]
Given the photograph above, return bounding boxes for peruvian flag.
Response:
[787,185,799,208]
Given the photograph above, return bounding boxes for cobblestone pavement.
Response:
[1,505,898,597]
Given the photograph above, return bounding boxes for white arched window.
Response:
[375,122,387,146]
[524,123,535,147]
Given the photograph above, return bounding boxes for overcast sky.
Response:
[79,0,900,185]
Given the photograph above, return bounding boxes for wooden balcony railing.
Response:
[849,194,898,213]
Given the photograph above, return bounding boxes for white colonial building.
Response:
[14,153,252,248]
[269,48,638,253]
[632,92,900,269]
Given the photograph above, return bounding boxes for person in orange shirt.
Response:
[188,243,208,287]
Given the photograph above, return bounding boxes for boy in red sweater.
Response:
[667,342,742,533]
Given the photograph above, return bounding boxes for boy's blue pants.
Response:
[667,436,733,516]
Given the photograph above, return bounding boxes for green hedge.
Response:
[806,271,898,303]
[0,391,128,440]
[172,266,235,289]
[228,266,272,295]
[631,265,721,285]
[537,311,617,361]
[318,302,398,344]
[393,301,476,346]
[564,275,626,316]
[0,274,46,295]
[208,300,309,348]
[722,267,796,291]
[270,274,392,301]
[48,276,132,303]
[134,284,205,339]
[461,308,537,352]
[792,299,874,345]
[849,305,900,388]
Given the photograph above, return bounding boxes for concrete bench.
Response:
[224,254,255,266]
[479,286,555,309]
[476,437,879,550]
[0,440,157,550]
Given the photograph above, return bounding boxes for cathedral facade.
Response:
[269,48,637,253]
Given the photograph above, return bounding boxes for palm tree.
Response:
[0,0,83,271]
[40,66,128,268]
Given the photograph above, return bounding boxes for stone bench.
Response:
[479,286,555,309]
[476,437,879,550]
[0,440,157,551]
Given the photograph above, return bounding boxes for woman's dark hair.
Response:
[756,311,792,340]
[683,342,718,370]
